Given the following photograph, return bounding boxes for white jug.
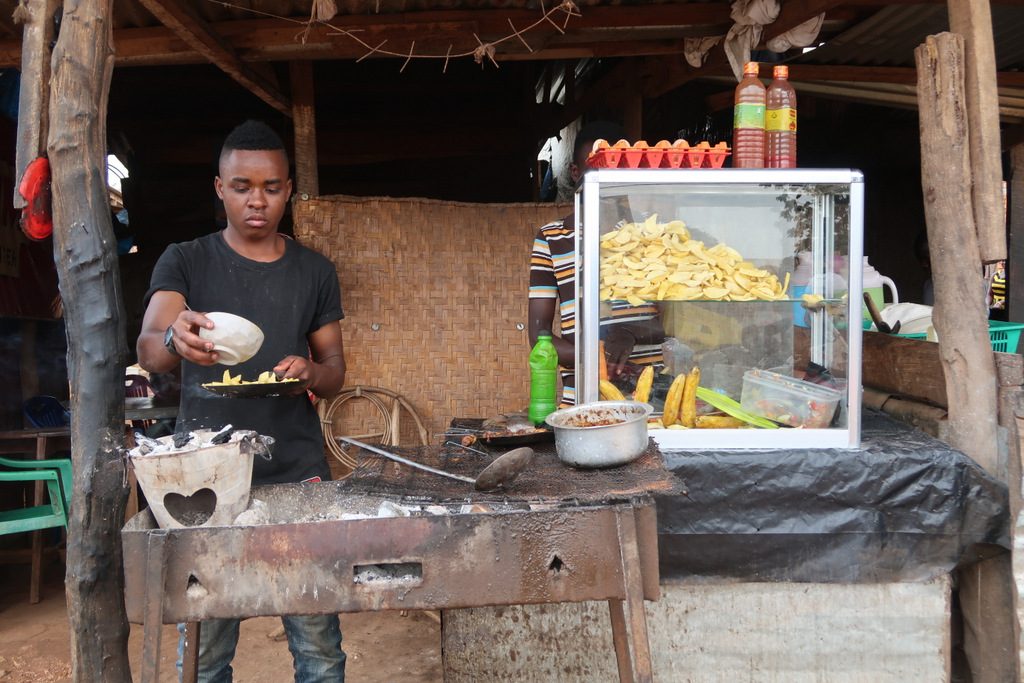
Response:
[862,257,899,324]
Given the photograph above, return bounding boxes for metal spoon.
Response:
[338,437,534,492]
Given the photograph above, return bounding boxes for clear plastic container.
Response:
[740,369,841,428]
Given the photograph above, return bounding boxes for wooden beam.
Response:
[13,0,59,209]
[0,2,735,68]
[702,66,1024,111]
[289,61,319,197]
[134,0,291,115]
[949,0,1007,263]
[807,64,1024,88]
[48,0,133,679]
[857,332,1024,408]
[0,29,703,68]
[845,0,1024,5]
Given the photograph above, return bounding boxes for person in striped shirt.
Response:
[528,122,665,406]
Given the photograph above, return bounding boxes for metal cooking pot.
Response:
[545,401,652,468]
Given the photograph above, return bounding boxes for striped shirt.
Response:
[530,219,663,404]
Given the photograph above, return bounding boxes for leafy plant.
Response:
[775,184,851,255]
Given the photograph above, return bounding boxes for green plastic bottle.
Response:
[528,332,558,425]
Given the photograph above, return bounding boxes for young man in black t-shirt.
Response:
[137,121,347,681]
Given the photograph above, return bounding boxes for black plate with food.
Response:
[476,412,554,446]
[201,379,301,399]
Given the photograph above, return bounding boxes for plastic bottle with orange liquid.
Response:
[766,65,797,168]
[732,61,766,168]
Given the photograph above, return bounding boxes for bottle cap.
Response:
[773,65,789,79]
[743,62,759,76]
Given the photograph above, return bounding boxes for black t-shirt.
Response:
[144,231,344,485]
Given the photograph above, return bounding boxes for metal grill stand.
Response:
[124,482,661,683]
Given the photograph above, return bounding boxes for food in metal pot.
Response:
[563,413,626,428]
[546,401,652,468]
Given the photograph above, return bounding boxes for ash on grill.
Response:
[230,485,529,527]
[130,426,274,459]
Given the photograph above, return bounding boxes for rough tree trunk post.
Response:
[947,0,1006,263]
[47,0,132,680]
[289,60,319,197]
[916,32,1019,683]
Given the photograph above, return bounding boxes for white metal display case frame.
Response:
[575,168,865,449]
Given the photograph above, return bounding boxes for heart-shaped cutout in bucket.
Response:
[164,488,218,526]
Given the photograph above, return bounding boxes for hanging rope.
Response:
[204,0,581,70]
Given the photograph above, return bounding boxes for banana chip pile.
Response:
[600,215,790,304]
[204,370,299,386]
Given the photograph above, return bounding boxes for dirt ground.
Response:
[0,559,442,682]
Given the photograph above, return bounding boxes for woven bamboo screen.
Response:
[295,195,572,442]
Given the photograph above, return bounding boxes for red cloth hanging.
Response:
[18,156,53,240]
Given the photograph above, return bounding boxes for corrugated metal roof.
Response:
[794,4,1024,72]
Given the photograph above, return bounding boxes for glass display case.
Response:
[575,169,864,449]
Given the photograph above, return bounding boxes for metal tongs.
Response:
[339,437,533,491]
[863,293,901,335]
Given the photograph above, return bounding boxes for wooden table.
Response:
[0,427,71,603]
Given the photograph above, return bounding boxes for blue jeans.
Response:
[177,614,345,683]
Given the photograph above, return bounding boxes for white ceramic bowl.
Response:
[198,312,264,366]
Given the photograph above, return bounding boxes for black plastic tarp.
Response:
[656,410,1010,582]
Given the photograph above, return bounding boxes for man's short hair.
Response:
[221,120,288,164]
[573,121,626,165]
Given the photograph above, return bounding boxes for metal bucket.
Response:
[545,401,652,468]
[130,430,255,529]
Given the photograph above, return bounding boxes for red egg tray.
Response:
[586,141,731,169]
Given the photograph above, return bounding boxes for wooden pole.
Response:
[47,0,132,680]
[289,60,319,197]
[916,32,1017,683]
[13,0,59,209]
[948,0,1006,263]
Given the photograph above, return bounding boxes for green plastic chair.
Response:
[0,466,67,533]
[0,456,72,514]
[0,457,70,601]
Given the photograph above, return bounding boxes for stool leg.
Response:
[608,599,634,683]
[29,436,46,603]
[182,621,201,683]
[615,507,654,683]
[141,530,169,683]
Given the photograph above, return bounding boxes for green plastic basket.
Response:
[989,321,1024,353]
[895,320,1024,353]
